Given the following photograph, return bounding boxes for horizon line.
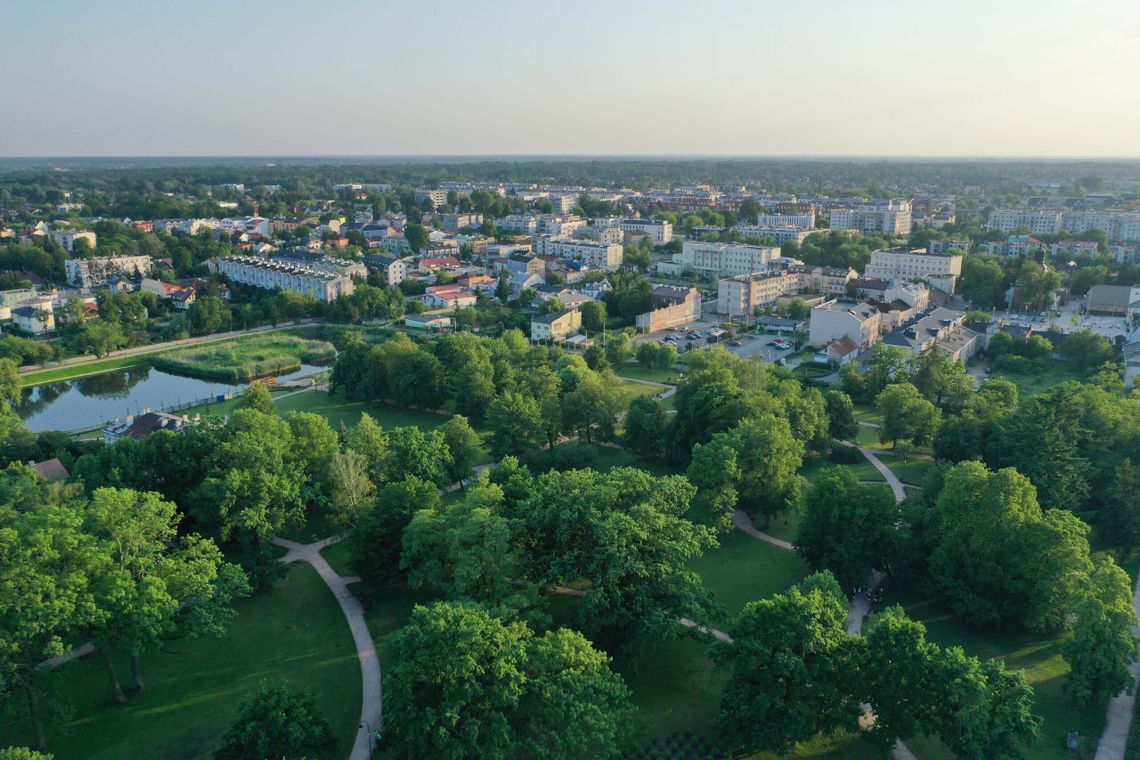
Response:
[3,153,1140,161]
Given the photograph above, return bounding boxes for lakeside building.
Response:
[208,256,356,301]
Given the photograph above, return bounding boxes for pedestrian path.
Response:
[1094,572,1140,760]
[272,536,381,760]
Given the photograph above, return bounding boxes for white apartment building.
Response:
[717,271,802,316]
[209,256,356,301]
[809,299,882,352]
[533,237,623,269]
[536,215,586,237]
[547,194,577,214]
[663,241,781,278]
[863,248,963,293]
[65,255,154,288]
[986,209,1064,235]
[47,229,97,252]
[575,226,625,244]
[414,189,448,209]
[498,214,538,234]
[829,201,912,236]
[619,218,673,244]
[755,212,815,229]
[734,225,814,246]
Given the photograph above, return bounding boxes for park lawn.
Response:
[853,404,886,426]
[585,444,683,477]
[1,564,361,760]
[614,363,682,384]
[614,377,667,406]
[982,361,1086,399]
[20,355,152,387]
[884,457,936,486]
[801,459,886,485]
[273,390,452,431]
[881,584,1104,760]
[321,539,354,577]
[856,424,888,448]
[688,528,809,624]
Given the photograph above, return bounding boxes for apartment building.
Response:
[47,229,97,252]
[441,213,484,233]
[533,237,623,269]
[881,308,981,363]
[734,225,814,246]
[547,194,577,214]
[414,189,448,209]
[927,239,970,255]
[531,308,582,342]
[754,212,815,229]
[829,200,913,236]
[986,209,1064,235]
[498,214,538,234]
[619,218,673,244]
[717,271,802,316]
[65,255,154,288]
[863,247,962,292]
[636,285,701,331]
[663,241,781,278]
[536,215,586,237]
[209,256,356,301]
[362,253,410,286]
[809,299,881,352]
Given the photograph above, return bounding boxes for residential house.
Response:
[530,308,582,342]
[808,299,881,352]
[880,308,982,362]
[104,411,189,443]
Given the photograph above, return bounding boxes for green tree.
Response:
[187,295,231,335]
[1064,558,1139,707]
[214,680,336,760]
[823,389,858,441]
[579,300,606,332]
[404,223,428,253]
[958,254,1007,307]
[439,414,483,489]
[713,572,860,755]
[1100,459,1140,550]
[876,383,941,447]
[622,396,668,457]
[604,331,631,367]
[795,468,897,589]
[327,449,375,530]
[234,382,275,415]
[486,391,544,459]
[345,413,390,486]
[350,476,440,582]
[385,602,631,760]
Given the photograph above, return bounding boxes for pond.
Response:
[17,363,324,433]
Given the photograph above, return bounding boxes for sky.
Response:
[2,0,1139,157]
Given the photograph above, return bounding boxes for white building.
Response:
[829,200,912,236]
[755,212,815,229]
[536,215,586,237]
[533,237,623,269]
[986,209,1064,235]
[12,301,55,334]
[733,225,814,246]
[209,256,356,301]
[362,254,410,286]
[414,189,448,209]
[863,247,963,293]
[65,255,154,288]
[662,241,781,278]
[47,229,97,252]
[498,213,539,234]
[619,218,673,244]
[809,299,881,352]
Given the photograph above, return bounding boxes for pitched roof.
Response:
[30,458,69,481]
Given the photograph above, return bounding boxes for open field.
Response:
[977,360,1086,398]
[0,564,360,760]
[689,528,808,623]
[151,333,336,383]
[614,364,683,384]
[19,355,151,387]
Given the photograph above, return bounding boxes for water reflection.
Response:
[19,364,322,433]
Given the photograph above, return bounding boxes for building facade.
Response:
[209,256,356,301]
[665,241,781,278]
[533,237,623,269]
[809,299,881,352]
[863,248,963,292]
[65,255,154,288]
[829,200,913,235]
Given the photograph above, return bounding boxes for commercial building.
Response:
[636,286,701,331]
[829,200,912,236]
[65,255,154,288]
[733,225,814,245]
[619,218,673,244]
[531,308,582,342]
[809,299,881,352]
[1086,284,1140,316]
[986,209,1064,235]
[533,237,623,269]
[208,256,356,301]
[663,241,781,278]
[863,247,962,293]
[755,212,815,229]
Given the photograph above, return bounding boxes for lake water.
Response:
[17,364,324,433]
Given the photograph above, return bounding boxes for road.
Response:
[1093,571,1140,760]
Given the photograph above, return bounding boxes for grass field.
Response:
[20,355,150,387]
[883,457,936,486]
[689,528,809,623]
[614,363,683,384]
[151,333,336,383]
[0,564,360,760]
[980,361,1086,399]
[881,583,1104,760]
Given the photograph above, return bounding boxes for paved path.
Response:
[838,441,907,502]
[272,536,380,760]
[732,509,793,550]
[1094,571,1140,760]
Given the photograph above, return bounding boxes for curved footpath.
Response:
[728,443,914,760]
[272,536,381,760]
[1094,572,1140,760]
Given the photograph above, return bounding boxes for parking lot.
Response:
[635,324,798,364]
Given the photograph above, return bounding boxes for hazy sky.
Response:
[3,0,1139,157]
